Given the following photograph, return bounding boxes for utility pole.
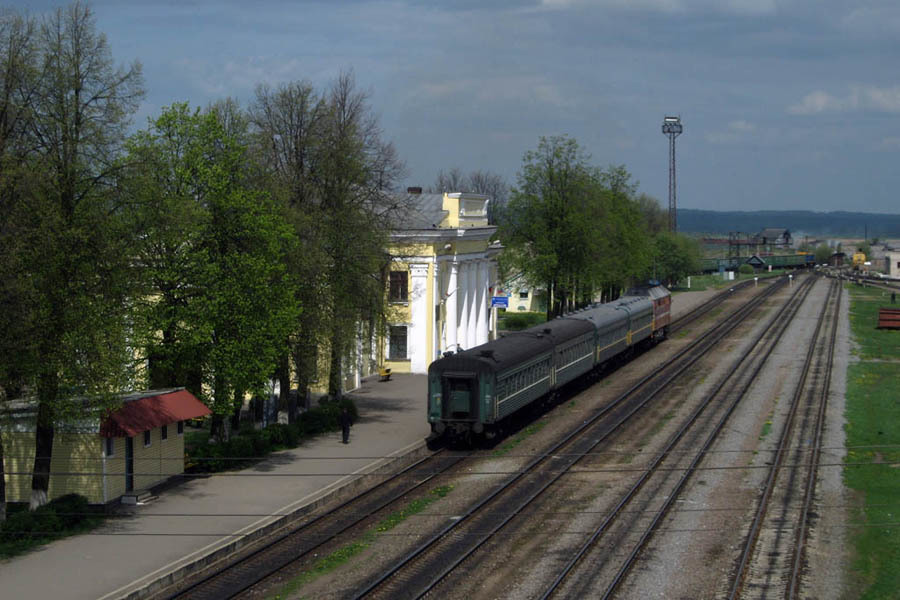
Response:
[662,116,683,233]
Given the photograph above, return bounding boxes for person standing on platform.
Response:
[340,407,353,444]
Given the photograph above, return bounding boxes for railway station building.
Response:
[1,388,210,504]
[380,190,500,375]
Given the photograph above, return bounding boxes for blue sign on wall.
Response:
[491,296,509,308]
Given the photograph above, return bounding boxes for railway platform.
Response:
[0,288,716,600]
[0,374,431,600]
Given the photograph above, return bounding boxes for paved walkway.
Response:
[0,374,430,600]
[0,287,721,600]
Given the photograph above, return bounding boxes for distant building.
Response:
[756,228,792,247]
[2,389,210,504]
[887,251,900,279]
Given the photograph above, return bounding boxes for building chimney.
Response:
[407,186,422,194]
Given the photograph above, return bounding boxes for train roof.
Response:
[430,318,594,376]
[624,284,670,300]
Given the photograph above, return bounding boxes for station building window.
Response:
[389,271,408,302]
[389,326,408,359]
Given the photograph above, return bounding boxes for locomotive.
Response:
[427,284,671,444]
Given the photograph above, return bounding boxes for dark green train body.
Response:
[428,285,671,443]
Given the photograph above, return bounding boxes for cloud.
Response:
[536,0,774,15]
[789,86,900,115]
[704,119,757,144]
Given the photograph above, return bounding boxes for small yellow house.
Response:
[2,389,210,505]
[381,191,500,375]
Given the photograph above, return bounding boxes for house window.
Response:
[105,438,115,457]
[389,326,408,359]
[144,430,151,447]
[389,271,408,302]
[161,425,168,441]
[519,290,529,299]
[177,421,184,435]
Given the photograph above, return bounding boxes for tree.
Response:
[316,72,404,398]
[249,80,329,419]
[500,136,651,317]
[2,2,144,508]
[814,244,833,265]
[124,103,300,441]
[0,8,39,522]
[427,167,509,223]
[652,232,702,286]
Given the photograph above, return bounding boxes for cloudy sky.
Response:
[12,0,900,213]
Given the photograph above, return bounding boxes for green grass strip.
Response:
[844,284,900,599]
[492,420,546,456]
[269,485,454,599]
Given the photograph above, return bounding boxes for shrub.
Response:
[738,264,755,275]
[48,494,92,529]
[500,311,546,331]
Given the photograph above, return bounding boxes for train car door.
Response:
[442,372,478,421]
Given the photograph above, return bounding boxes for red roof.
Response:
[99,389,211,438]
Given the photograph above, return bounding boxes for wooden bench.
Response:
[378,367,392,382]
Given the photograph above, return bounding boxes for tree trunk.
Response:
[328,328,343,401]
[229,388,243,434]
[31,400,55,510]
[0,431,6,522]
[211,374,228,442]
[276,349,292,422]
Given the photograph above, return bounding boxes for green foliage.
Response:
[499,136,652,317]
[0,494,103,558]
[652,232,702,285]
[185,399,358,474]
[498,311,547,331]
[843,285,900,598]
[123,103,301,424]
[814,244,833,264]
[738,264,755,275]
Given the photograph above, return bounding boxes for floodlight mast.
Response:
[662,116,683,233]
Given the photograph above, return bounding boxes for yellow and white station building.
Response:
[382,191,500,375]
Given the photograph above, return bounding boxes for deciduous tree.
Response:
[7,2,144,508]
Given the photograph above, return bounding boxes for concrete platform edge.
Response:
[108,439,431,600]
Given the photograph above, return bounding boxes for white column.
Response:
[476,260,489,345]
[434,262,441,361]
[446,261,458,353]
[409,264,429,373]
[458,262,469,351]
[466,261,477,349]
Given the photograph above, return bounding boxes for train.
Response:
[699,253,815,273]
[427,283,671,445]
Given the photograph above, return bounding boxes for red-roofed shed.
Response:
[2,388,211,504]
[100,389,210,438]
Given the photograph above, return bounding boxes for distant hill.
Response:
[678,209,900,239]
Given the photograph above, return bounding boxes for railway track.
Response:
[159,450,470,599]
[539,274,819,599]
[156,276,787,599]
[350,277,793,599]
[729,277,841,599]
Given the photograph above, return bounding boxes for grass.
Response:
[758,415,773,441]
[269,485,454,599]
[843,283,900,599]
[492,420,546,456]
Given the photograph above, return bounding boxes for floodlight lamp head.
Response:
[662,116,683,136]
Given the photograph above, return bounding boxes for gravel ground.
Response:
[274,279,848,599]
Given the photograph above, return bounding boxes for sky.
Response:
[10,0,900,213]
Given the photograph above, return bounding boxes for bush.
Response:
[738,264,755,275]
[186,398,358,474]
[0,494,100,558]
[499,311,546,331]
